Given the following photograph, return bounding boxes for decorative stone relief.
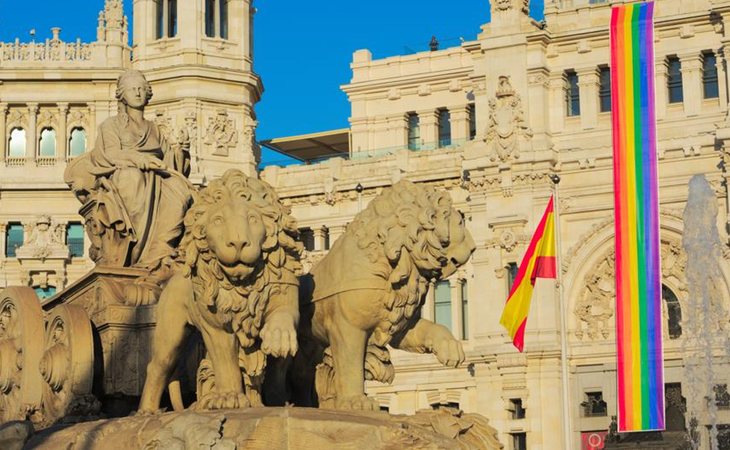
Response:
[6,109,27,129]
[104,0,125,29]
[495,0,513,11]
[67,109,89,130]
[37,110,57,130]
[16,215,67,260]
[485,76,533,162]
[204,110,238,157]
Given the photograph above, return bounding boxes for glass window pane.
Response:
[434,280,452,331]
[407,113,420,150]
[220,0,229,39]
[438,109,451,147]
[34,286,56,300]
[8,128,26,157]
[703,52,719,99]
[565,70,580,116]
[67,222,84,257]
[599,67,611,112]
[168,0,177,37]
[205,0,215,37]
[468,103,476,140]
[39,128,56,157]
[156,0,164,39]
[5,223,23,257]
[668,56,683,104]
[663,285,682,339]
[461,281,468,340]
[69,128,87,157]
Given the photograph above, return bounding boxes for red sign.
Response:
[581,431,607,450]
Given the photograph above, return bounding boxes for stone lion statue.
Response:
[138,170,302,413]
[271,180,475,410]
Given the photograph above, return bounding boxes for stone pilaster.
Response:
[58,103,69,160]
[418,110,439,149]
[450,279,464,340]
[450,106,471,144]
[717,51,728,111]
[548,73,566,133]
[655,58,668,120]
[577,67,599,130]
[0,223,6,258]
[313,227,326,252]
[679,52,702,117]
[423,280,435,321]
[387,114,409,149]
[27,103,38,162]
[0,103,7,163]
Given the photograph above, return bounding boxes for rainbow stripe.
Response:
[610,2,665,432]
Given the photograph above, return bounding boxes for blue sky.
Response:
[0,0,544,142]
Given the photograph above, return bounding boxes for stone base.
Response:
[25,407,503,449]
[602,431,689,450]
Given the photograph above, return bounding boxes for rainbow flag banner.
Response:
[499,196,556,352]
[610,2,665,432]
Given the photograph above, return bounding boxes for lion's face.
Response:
[441,211,475,279]
[205,201,267,283]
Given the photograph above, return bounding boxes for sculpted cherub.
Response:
[272,180,475,410]
[138,170,302,413]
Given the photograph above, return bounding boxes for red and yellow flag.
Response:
[499,196,557,352]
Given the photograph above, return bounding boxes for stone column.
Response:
[655,58,668,120]
[718,50,728,111]
[577,67,599,130]
[58,103,69,161]
[450,106,470,144]
[548,73,566,133]
[27,103,38,163]
[418,110,439,150]
[313,227,326,252]
[162,0,169,38]
[679,52,702,117]
[0,223,6,259]
[214,0,221,38]
[329,224,347,243]
[387,115,408,149]
[450,279,464,340]
[0,103,7,164]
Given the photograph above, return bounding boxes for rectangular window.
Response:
[510,398,526,419]
[438,109,452,147]
[582,391,608,417]
[507,262,519,294]
[167,0,178,37]
[667,56,683,103]
[407,112,420,150]
[155,0,164,39]
[66,222,84,258]
[716,424,730,450]
[461,281,469,340]
[565,70,580,116]
[5,223,23,258]
[599,66,611,112]
[298,228,315,251]
[716,384,730,410]
[220,0,229,40]
[511,432,527,450]
[434,280,452,332]
[205,0,215,37]
[468,103,476,140]
[703,51,719,99]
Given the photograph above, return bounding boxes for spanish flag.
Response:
[499,196,557,352]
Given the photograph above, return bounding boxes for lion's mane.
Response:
[177,170,302,348]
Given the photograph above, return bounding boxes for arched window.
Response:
[663,285,682,339]
[8,128,26,157]
[39,128,56,157]
[68,128,87,157]
[205,0,228,39]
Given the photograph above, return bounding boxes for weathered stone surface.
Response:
[26,407,502,450]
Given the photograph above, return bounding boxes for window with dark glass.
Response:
[39,128,56,157]
[703,51,719,99]
[205,0,216,37]
[716,384,730,410]
[468,103,476,140]
[438,109,451,147]
[299,228,315,251]
[665,383,686,432]
[582,392,608,417]
[168,0,177,37]
[205,0,229,39]
[599,66,612,112]
[663,285,682,339]
[156,0,164,39]
[511,432,527,450]
[407,112,420,150]
[69,128,87,157]
[67,222,84,257]
[461,281,469,340]
[220,0,228,39]
[667,56,683,103]
[565,70,580,116]
[8,128,26,157]
[509,399,526,419]
[432,402,460,410]
[716,424,730,450]
[434,280,452,332]
[507,262,519,294]
[156,0,177,39]
[5,223,23,258]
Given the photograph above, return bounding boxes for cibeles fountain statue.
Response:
[0,70,502,450]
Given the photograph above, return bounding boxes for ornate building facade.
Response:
[2,0,730,449]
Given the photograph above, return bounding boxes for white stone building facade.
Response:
[3,0,730,449]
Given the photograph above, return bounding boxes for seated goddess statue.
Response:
[64,69,194,305]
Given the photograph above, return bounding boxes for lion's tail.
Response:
[168,380,185,412]
[364,343,395,385]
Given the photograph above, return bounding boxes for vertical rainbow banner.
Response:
[610,2,665,432]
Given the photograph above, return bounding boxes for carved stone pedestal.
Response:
[42,266,157,416]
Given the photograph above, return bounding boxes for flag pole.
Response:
[550,174,573,450]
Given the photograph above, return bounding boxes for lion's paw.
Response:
[134,408,166,416]
[260,313,298,358]
[432,336,465,368]
[333,395,380,411]
[196,392,250,410]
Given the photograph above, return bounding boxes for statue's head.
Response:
[115,70,153,110]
